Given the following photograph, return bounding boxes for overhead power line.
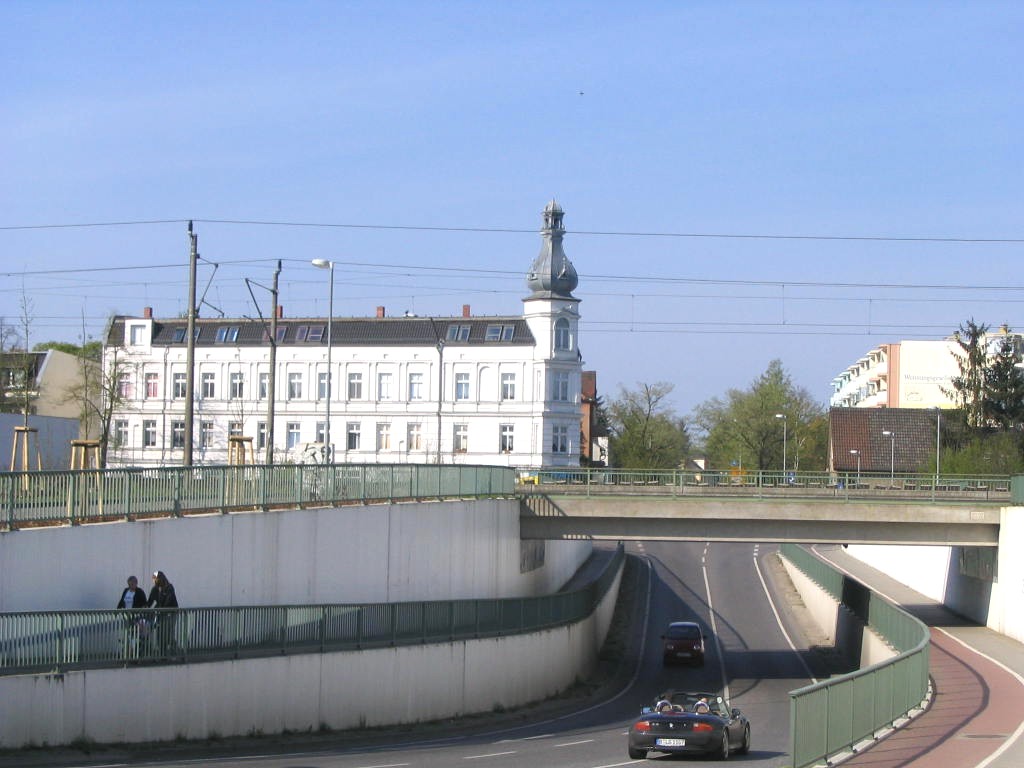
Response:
[1,217,1021,244]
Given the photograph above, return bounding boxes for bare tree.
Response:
[64,346,135,468]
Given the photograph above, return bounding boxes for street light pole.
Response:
[934,408,941,488]
[849,449,860,485]
[882,430,895,483]
[774,413,787,475]
[311,259,334,463]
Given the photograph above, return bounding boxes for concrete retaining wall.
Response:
[846,507,1024,646]
[0,563,623,748]
[0,499,592,612]
[780,554,895,669]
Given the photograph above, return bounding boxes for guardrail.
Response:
[521,468,1011,503]
[781,544,930,768]
[0,545,624,676]
[1,463,514,530]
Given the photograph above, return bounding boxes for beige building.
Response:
[0,349,89,421]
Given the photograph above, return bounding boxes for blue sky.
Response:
[3,2,1022,417]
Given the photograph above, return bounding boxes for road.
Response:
[10,541,827,768]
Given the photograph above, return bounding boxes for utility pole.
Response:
[184,221,198,467]
[265,261,280,465]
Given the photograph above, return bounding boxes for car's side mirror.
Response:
[731,708,741,718]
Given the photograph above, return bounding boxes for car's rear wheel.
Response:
[716,732,730,760]
[628,745,645,760]
[737,724,751,755]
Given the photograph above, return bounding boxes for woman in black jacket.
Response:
[148,570,179,656]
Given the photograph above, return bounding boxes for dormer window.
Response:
[307,325,325,342]
[215,327,239,343]
[446,325,470,341]
[485,324,515,341]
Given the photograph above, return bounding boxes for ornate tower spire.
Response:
[526,199,578,299]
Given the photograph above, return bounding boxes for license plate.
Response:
[656,738,686,747]
[675,651,691,657]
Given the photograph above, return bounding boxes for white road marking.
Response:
[702,542,730,702]
[553,738,595,747]
[354,764,410,768]
[754,547,818,683]
[463,750,517,759]
[495,733,552,742]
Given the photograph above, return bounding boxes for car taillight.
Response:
[634,721,652,733]
[693,722,714,732]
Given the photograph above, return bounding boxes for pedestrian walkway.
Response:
[813,545,1024,768]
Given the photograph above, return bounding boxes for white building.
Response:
[103,201,584,469]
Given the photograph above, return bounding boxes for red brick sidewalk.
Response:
[840,628,1024,768]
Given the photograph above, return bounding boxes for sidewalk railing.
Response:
[523,467,1010,503]
[1,463,514,530]
[782,544,930,768]
[0,545,624,676]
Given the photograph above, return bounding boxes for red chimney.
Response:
[143,307,152,319]
[462,304,471,318]
[376,306,386,318]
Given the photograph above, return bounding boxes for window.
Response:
[408,372,424,400]
[348,372,363,400]
[117,373,132,399]
[554,318,571,351]
[346,422,361,451]
[258,372,269,400]
[286,422,301,449]
[215,326,239,343]
[552,425,569,454]
[172,328,187,343]
[552,371,570,402]
[274,327,287,343]
[288,372,302,400]
[145,372,159,399]
[407,423,422,451]
[172,372,187,399]
[446,325,470,341]
[455,372,470,401]
[453,423,468,453]
[485,324,515,341]
[200,421,214,447]
[315,421,327,444]
[143,420,157,447]
[307,325,325,342]
[376,423,391,451]
[501,372,516,401]
[113,420,128,448]
[201,372,215,399]
[500,424,514,453]
[318,371,331,401]
[229,372,244,399]
[377,372,392,401]
[295,326,308,342]
[228,421,243,437]
[257,421,267,450]
[129,324,145,345]
[171,421,185,449]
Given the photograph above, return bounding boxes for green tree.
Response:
[692,360,826,472]
[935,430,1024,476]
[983,332,1024,429]
[945,319,989,428]
[607,382,690,469]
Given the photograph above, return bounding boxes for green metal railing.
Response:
[523,467,1011,503]
[782,544,930,768]
[1,464,514,530]
[0,545,624,676]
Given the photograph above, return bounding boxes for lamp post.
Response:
[882,430,895,483]
[311,259,334,462]
[774,413,787,476]
[933,407,941,488]
[849,449,860,485]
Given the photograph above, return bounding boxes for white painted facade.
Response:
[102,202,583,470]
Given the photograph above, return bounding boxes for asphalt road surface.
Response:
[9,541,832,768]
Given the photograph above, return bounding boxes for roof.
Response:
[829,407,944,473]
[107,315,536,348]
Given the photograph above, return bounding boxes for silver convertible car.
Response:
[627,691,751,760]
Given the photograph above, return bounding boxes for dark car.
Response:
[627,691,751,760]
[661,620,705,666]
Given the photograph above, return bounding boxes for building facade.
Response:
[103,201,584,470]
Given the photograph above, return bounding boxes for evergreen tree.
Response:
[944,319,989,428]
[984,332,1024,429]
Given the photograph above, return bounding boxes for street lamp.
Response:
[933,407,941,488]
[849,449,860,485]
[882,430,895,483]
[774,413,787,475]
[311,259,334,462]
